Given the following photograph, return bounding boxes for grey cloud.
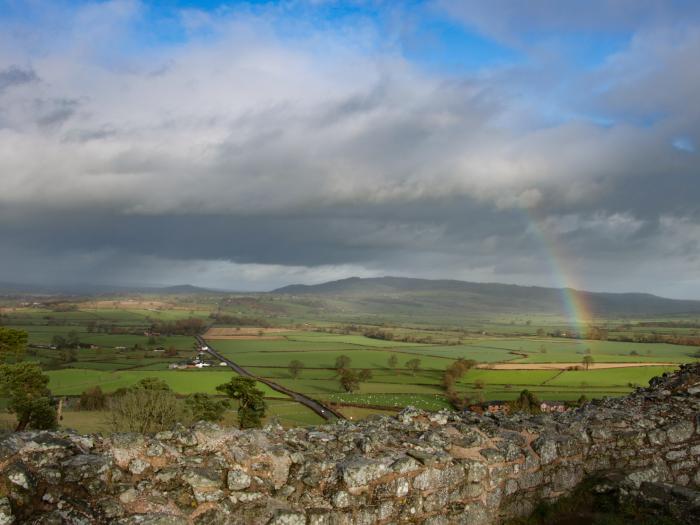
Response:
[34,98,82,127]
[0,66,39,92]
[436,0,700,42]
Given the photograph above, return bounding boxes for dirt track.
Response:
[478,362,677,370]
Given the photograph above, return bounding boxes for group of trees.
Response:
[105,376,265,432]
[385,354,421,375]
[0,327,28,362]
[618,333,700,346]
[442,358,477,409]
[51,332,80,363]
[80,386,107,410]
[148,318,206,336]
[338,368,372,393]
[360,327,449,345]
[331,355,373,393]
[286,354,379,393]
[0,327,58,431]
[315,324,448,345]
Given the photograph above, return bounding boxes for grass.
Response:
[458,369,562,386]
[466,339,698,364]
[546,366,677,387]
[335,405,398,421]
[325,393,451,411]
[46,369,288,398]
[217,348,456,370]
[396,344,520,363]
[209,338,363,353]
[285,333,429,347]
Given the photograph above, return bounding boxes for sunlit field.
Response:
[1,295,698,433]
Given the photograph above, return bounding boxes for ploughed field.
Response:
[1,300,698,429]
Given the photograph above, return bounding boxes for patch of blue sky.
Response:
[672,137,696,153]
[401,16,524,73]
[0,1,632,76]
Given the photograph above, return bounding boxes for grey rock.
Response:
[6,464,32,491]
[340,458,387,488]
[0,497,14,525]
[667,421,694,444]
[182,468,224,503]
[128,458,150,475]
[531,436,558,465]
[268,510,307,525]
[227,467,251,490]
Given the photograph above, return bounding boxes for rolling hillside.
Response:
[272,277,700,318]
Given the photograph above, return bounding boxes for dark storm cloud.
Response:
[0,1,699,296]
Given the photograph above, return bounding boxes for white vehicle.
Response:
[200,345,209,351]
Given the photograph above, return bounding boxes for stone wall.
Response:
[0,363,698,524]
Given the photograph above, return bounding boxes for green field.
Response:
[46,369,288,398]
[461,339,696,363]
[1,296,698,429]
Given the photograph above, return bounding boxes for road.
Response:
[195,335,344,421]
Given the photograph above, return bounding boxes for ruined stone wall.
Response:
[0,364,698,525]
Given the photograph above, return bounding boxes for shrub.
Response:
[107,388,186,433]
[80,386,106,411]
[509,389,541,414]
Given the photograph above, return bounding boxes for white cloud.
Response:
[0,1,699,297]
[2,0,694,218]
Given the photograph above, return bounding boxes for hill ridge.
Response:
[270,276,700,317]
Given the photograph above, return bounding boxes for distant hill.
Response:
[156,284,217,294]
[0,282,218,296]
[272,276,700,317]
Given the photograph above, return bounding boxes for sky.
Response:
[0,0,699,297]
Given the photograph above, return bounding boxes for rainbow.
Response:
[525,211,594,329]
